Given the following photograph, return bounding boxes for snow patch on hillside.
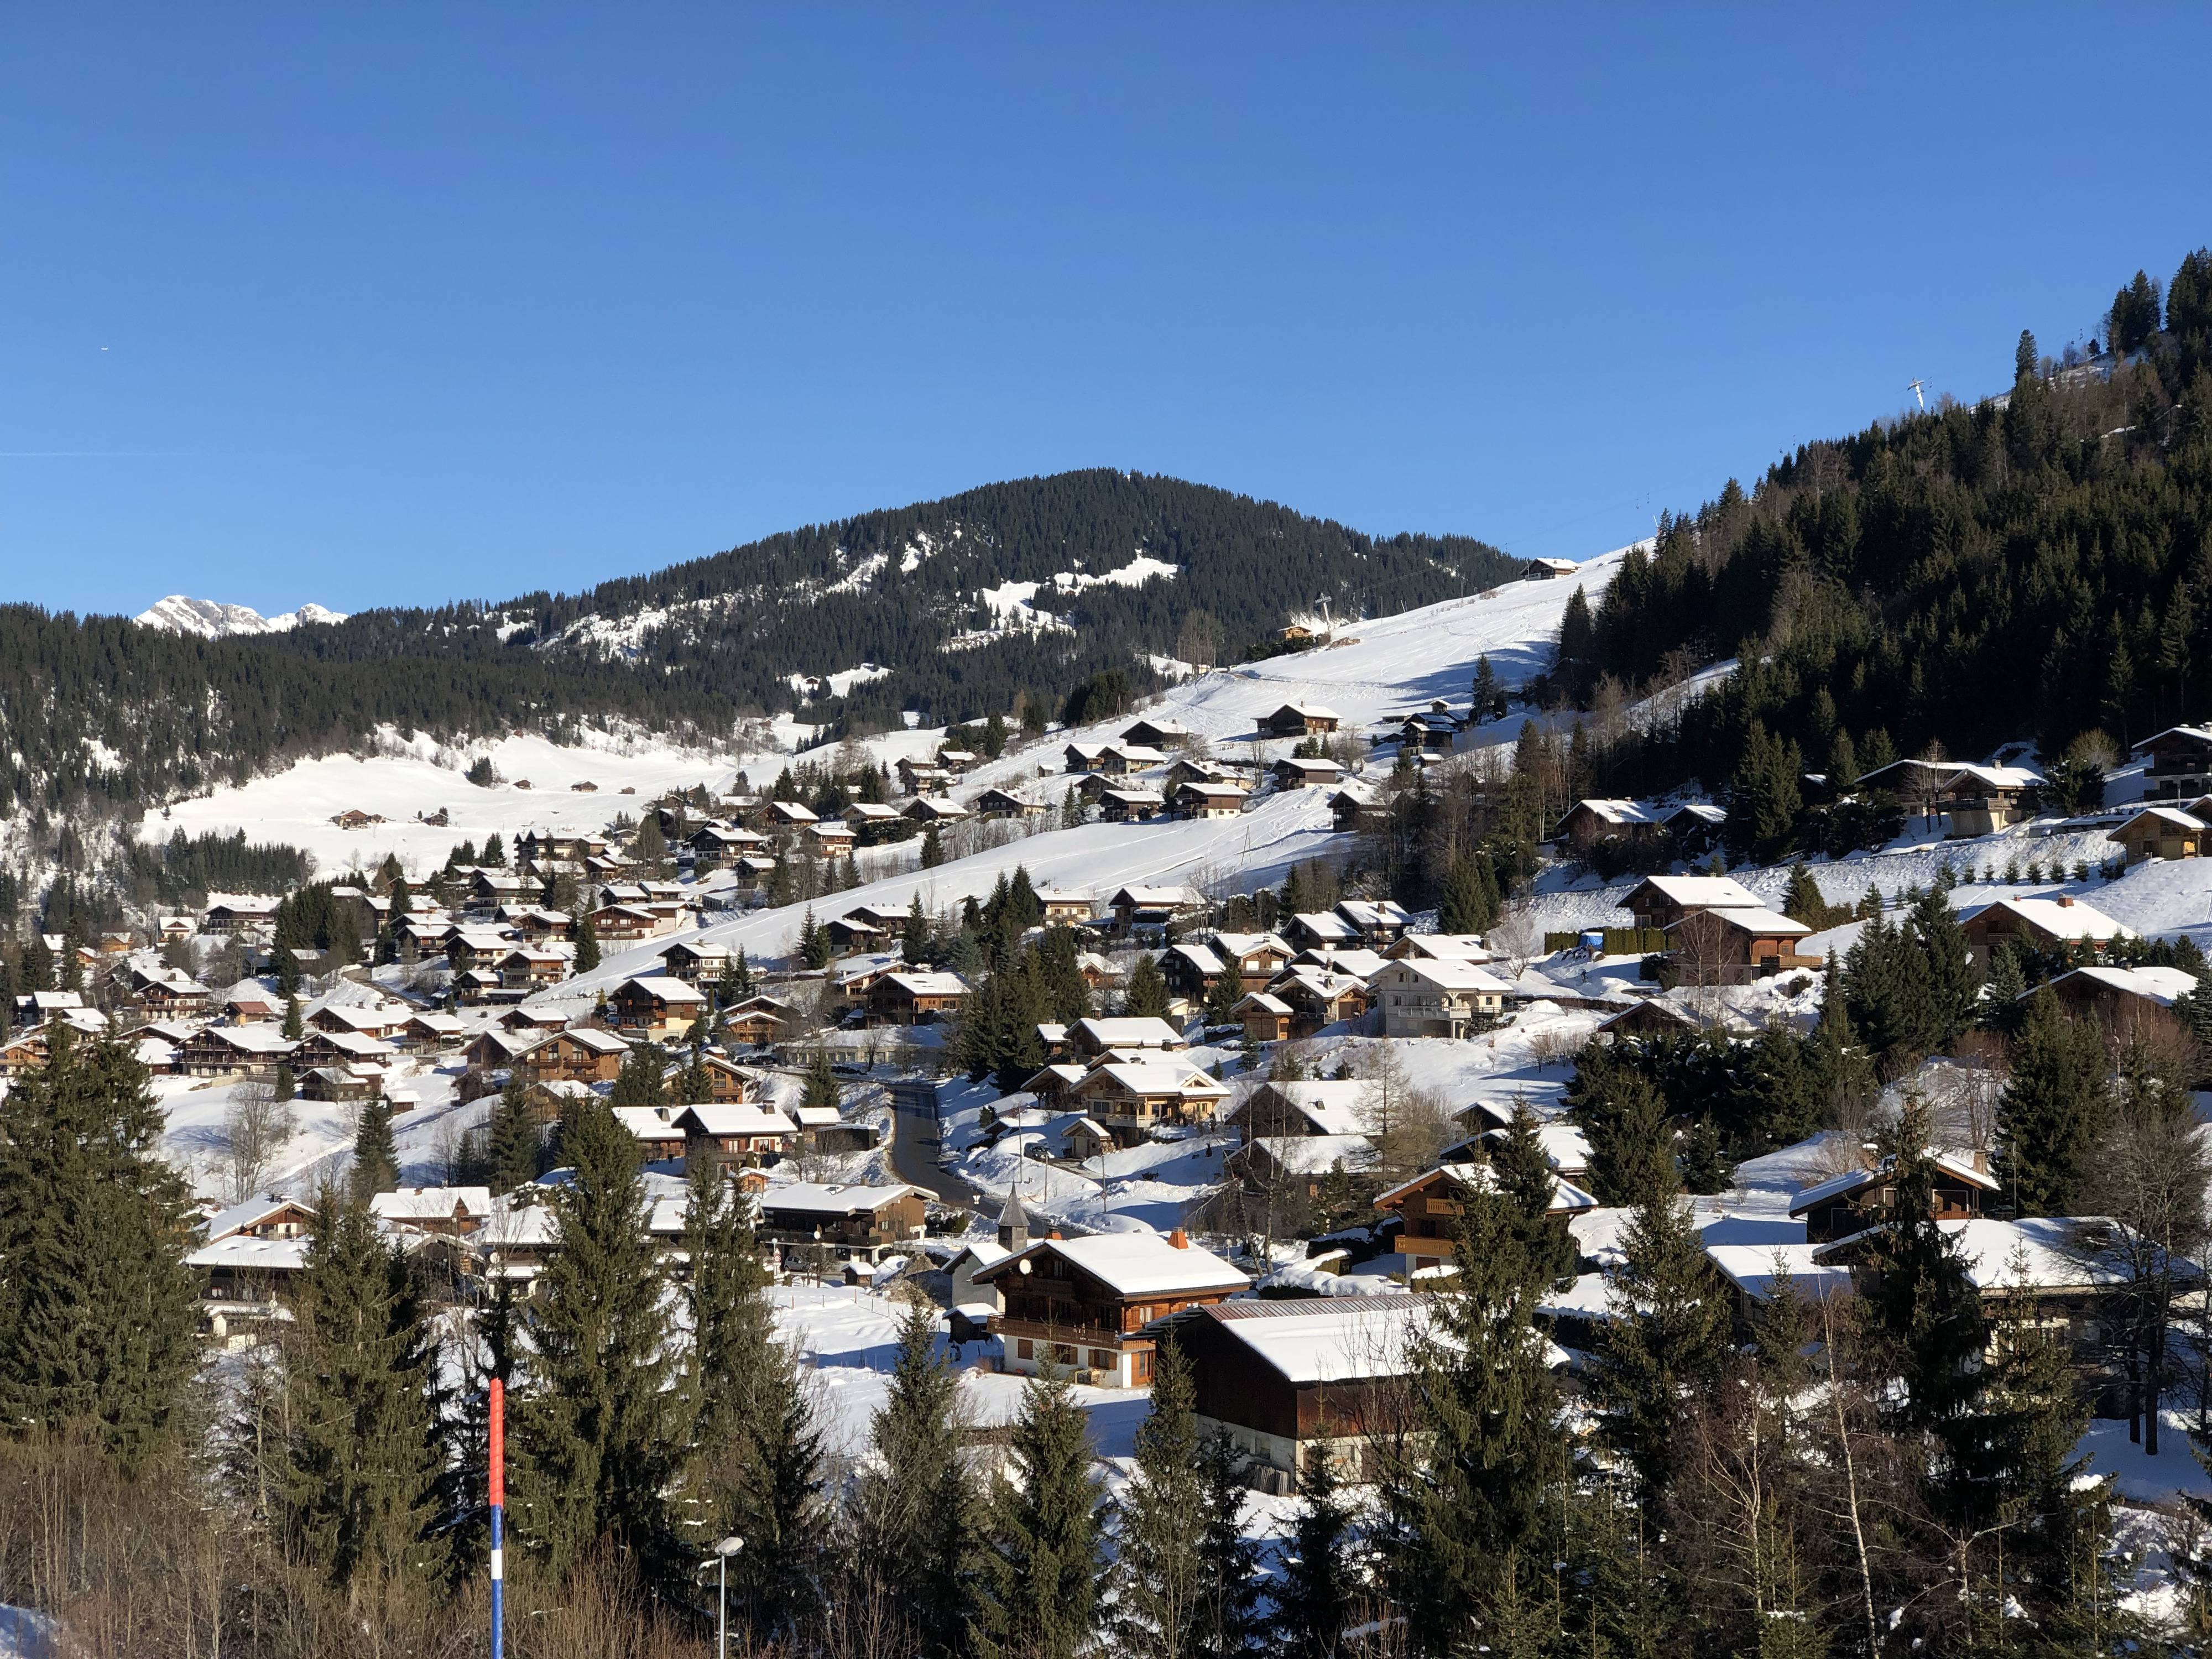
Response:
[135,596,349,637]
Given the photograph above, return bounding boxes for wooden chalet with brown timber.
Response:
[1620,874,1764,931]
[1789,1151,2001,1244]
[2131,726,2212,800]
[1264,703,1341,738]
[1171,1296,1428,1493]
[674,1103,798,1172]
[972,1228,1249,1387]
[656,939,732,983]
[1958,895,2130,957]
[609,976,710,1036]
[865,970,969,1026]
[176,1024,297,1078]
[1662,905,1818,983]
[1233,992,1293,1044]
[1063,1059,1231,1147]
[1375,1162,1598,1272]
[2108,806,2205,865]
[754,1181,927,1260]
[1552,799,1665,853]
[516,1026,632,1084]
[721,996,801,1045]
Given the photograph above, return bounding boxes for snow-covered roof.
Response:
[369,1187,492,1223]
[1193,1295,1424,1383]
[1255,1080,1369,1136]
[757,1181,920,1216]
[676,1103,800,1137]
[1394,933,1492,962]
[617,975,709,1003]
[1375,1161,1599,1214]
[983,1232,1249,1298]
[201,1191,314,1240]
[2130,724,2212,753]
[1111,884,1203,907]
[881,971,969,997]
[2109,805,2209,834]
[1787,1150,2000,1215]
[1374,957,1516,993]
[1084,1062,1230,1099]
[1563,797,1662,827]
[1702,1242,1854,1303]
[1071,1016,1184,1049]
[1246,1134,1375,1176]
[612,1106,686,1142]
[1628,874,1762,909]
[1665,905,1812,938]
[2037,964,2203,1008]
[1958,895,2131,942]
[187,1235,310,1272]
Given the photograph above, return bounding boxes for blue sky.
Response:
[4,4,2209,619]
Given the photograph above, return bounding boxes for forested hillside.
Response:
[253,470,1521,734]
[3,473,1515,821]
[1548,250,2212,838]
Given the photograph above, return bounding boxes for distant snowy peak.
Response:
[134,596,349,638]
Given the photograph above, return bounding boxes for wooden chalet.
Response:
[1376,1162,1597,1272]
[674,1103,799,1172]
[865,970,969,1026]
[1368,957,1511,1037]
[902,795,970,825]
[1265,703,1341,738]
[517,1026,632,1084]
[2109,805,2205,864]
[1064,1059,1230,1146]
[1175,1297,1426,1491]
[2131,726,2212,800]
[1108,885,1203,935]
[721,995,802,1045]
[1175,780,1246,819]
[1034,890,1094,926]
[657,939,732,983]
[1958,895,2129,957]
[1272,756,1344,790]
[1120,718,1193,749]
[1788,1150,2000,1244]
[975,787,1049,821]
[1662,906,1818,982]
[972,1229,1248,1387]
[1552,798,1663,853]
[754,1182,927,1260]
[1097,743,1168,776]
[176,1025,296,1078]
[1098,787,1165,823]
[609,975,709,1036]
[1233,992,1293,1044]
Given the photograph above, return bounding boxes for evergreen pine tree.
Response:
[1473,654,1503,722]
[1195,1431,1265,1655]
[573,909,600,973]
[351,1097,399,1197]
[972,1376,1105,1659]
[1379,1178,1563,1653]
[482,832,505,868]
[904,896,932,964]
[1907,885,1981,1050]
[0,1027,200,1458]
[273,1062,295,1103]
[1590,1173,1730,1497]
[1439,848,1500,935]
[512,1097,688,1584]
[1113,1335,1208,1657]
[1271,1447,1359,1659]
[20,933,54,993]
[802,1047,841,1113]
[715,953,742,1010]
[921,825,946,868]
[1126,952,1171,1020]
[1203,967,1243,1029]
[275,1186,451,1603]
[488,1077,539,1193]
[848,1300,973,1659]
[1569,1045,1673,1208]
[283,992,304,1040]
[1860,1100,1989,1439]
[799,906,834,969]
[610,1039,669,1107]
[1999,987,2111,1215]
[1491,1102,1575,1286]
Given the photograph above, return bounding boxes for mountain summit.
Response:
[134,596,350,638]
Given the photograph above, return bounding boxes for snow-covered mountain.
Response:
[134,595,349,637]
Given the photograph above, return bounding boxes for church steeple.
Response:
[997,1178,1035,1251]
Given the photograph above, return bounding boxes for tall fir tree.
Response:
[487,1076,540,1194]
[1590,1173,1730,1498]
[1126,952,1171,1020]
[1114,1335,1209,1657]
[1999,987,2112,1215]
[1438,847,1500,935]
[973,1376,1105,1659]
[1271,1447,1360,1659]
[1194,1431,1266,1655]
[0,1027,200,1458]
[275,1187,451,1608]
[351,1097,399,1197]
[511,1097,688,1584]
[1203,967,1243,1029]
[1490,1101,1575,1286]
[848,1300,973,1659]
[572,908,600,973]
[1907,885,1981,1050]
[1569,1042,1674,1208]
[1860,1102,1990,1442]
[1379,1178,1564,1653]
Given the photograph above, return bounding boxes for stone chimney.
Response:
[1168,1228,1190,1249]
[2057,895,2074,907]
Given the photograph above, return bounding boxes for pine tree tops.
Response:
[1125,952,1171,1020]
[351,1097,399,1198]
[973,1376,1105,1659]
[1999,987,2113,1217]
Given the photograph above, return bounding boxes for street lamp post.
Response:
[702,1535,743,1659]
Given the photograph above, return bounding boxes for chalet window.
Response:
[1052,1343,1077,1366]
[1089,1349,1114,1371]
[1018,1339,1034,1360]
[1133,1350,1153,1383]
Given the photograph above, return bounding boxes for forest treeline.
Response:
[1543,249,2212,806]
[252,469,1522,735]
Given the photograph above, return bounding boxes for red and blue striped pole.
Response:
[489,1376,505,1659]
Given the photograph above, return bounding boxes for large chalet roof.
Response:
[1623,874,1762,910]
[1071,1016,1184,1049]
[1079,1061,1230,1100]
[674,1103,800,1138]
[1109,884,1204,909]
[1374,957,1515,993]
[2130,725,2212,753]
[879,970,969,997]
[1188,1295,1426,1384]
[1375,1161,1599,1215]
[1559,797,1662,828]
[1788,1151,2000,1217]
[1249,1080,1369,1136]
[369,1187,492,1224]
[2109,805,2209,836]
[977,1230,1249,1298]
[757,1181,920,1217]
[201,1191,315,1241]
[1663,905,1812,938]
[1957,895,2130,942]
[616,975,709,1004]
[2035,963,2202,1008]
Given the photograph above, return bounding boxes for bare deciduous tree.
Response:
[221,1081,296,1204]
